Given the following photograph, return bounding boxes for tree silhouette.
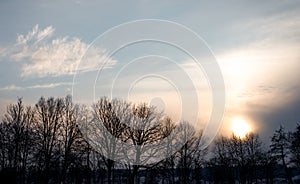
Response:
[0,98,35,183]
[91,97,130,184]
[176,122,197,184]
[270,125,294,184]
[1,96,299,183]
[125,103,165,184]
[209,133,266,183]
[34,97,65,183]
[59,95,86,183]
[290,124,300,169]
[155,117,177,184]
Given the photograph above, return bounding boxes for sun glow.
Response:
[231,117,251,138]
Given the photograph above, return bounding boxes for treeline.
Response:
[0,96,299,184]
[207,127,299,184]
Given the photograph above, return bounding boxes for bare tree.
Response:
[88,97,131,184]
[244,133,264,183]
[157,117,177,184]
[58,95,86,183]
[34,97,64,183]
[270,125,294,184]
[209,135,235,183]
[175,122,198,184]
[213,136,232,166]
[125,103,164,184]
[189,133,207,184]
[229,133,266,183]
[0,98,35,183]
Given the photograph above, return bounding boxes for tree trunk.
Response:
[129,165,139,184]
[107,159,114,184]
[282,156,294,184]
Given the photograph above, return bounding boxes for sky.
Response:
[0,0,299,144]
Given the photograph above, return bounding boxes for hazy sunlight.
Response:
[231,117,251,138]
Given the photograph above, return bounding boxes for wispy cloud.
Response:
[15,24,55,45]
[0,48,7,57]
[238,9,300,41]
[2,24,117,78]
[0,82,73,91]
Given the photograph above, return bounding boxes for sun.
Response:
[231,117,251,138]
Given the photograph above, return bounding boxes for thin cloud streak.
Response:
[0,82,73,91]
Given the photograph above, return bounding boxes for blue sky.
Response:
[0,0,299,143]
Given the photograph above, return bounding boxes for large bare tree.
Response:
[0,98,35,183]
[34,97,64,183]
[124,103,166,184]
[83,97,131,184]
[59,95,86,183]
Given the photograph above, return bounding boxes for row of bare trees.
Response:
[0,96,89,183]
[83,97,206,184]
[0,95,299,183]
[0,96,203,183]
[208,125,300,184]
